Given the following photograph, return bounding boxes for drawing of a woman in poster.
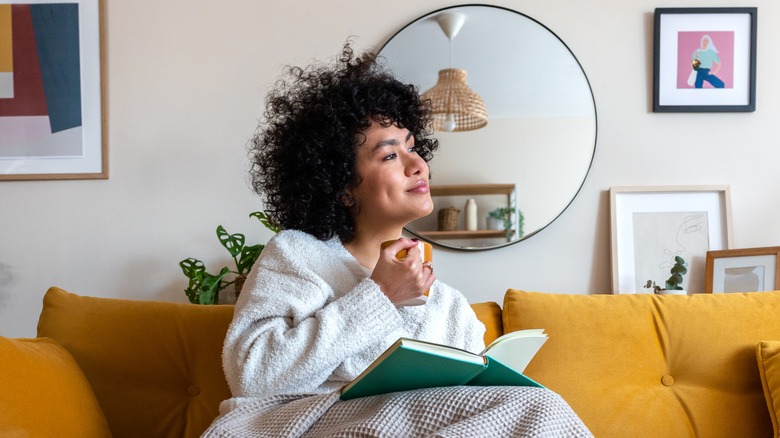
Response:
[691,34,725,89]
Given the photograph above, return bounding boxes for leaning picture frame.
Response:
[609,186,733,294]
[653,7,757,112]
[0,0,107,180]
[705,246,780,293]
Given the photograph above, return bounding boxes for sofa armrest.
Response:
[0,336,110,437]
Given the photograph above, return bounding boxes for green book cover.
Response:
[467,356,544,388]
[341,335,545,401]
[340,338,486,400]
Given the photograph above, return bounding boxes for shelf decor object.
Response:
[437,207,459,232]
[705,246,780,293]
[0,0,107,180]
[609,186,733,294]
[653,7,757,112]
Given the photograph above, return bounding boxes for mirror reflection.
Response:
[379,5,597,250]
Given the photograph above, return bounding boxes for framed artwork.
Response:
[0,0,106,180]
[609,186,733,294]
[705,247,780,293]
[653,7,757,112]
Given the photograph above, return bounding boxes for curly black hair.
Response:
[249,42,438,243]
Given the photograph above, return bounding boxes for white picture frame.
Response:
[609,185,733,294]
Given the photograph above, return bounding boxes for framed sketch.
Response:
[705,247,780,293]
[653,7,757,112]
[0,0,107,180]
[610,186,733,294]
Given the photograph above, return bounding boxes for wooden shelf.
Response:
[430,184,515,197]
[423,183,516,240]
[419,229,514,240]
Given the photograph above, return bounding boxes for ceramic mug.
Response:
[380,240,433,306]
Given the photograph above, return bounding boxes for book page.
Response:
[483,328,546,351]
[482,330,547,373]
[402,338,484,365]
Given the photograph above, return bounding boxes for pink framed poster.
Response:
[653,7,756,112]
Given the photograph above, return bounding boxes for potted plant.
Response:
[644,256,688,295]
[486,206,523,241]
[179,211,279,305]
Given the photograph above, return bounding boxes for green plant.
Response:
[487,206,523,241]
[179,211,279,304]
[644,256,688,293]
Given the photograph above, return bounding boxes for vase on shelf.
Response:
[464,198,477,231]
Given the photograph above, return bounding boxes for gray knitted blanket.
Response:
[202,386,592,437]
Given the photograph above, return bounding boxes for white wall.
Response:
[1,0,779,337]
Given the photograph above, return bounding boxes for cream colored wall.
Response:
[1,0,779,337]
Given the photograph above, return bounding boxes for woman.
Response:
[692,34,724,89]
[203,42,591,437]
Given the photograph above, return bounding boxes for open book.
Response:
[341,329,547,400]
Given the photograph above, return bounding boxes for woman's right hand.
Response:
[371,238,435,305]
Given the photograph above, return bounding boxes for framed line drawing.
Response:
[705,246,780,293]
[610,186,733,294]
[653,7,757,112]
[0,0,107,181]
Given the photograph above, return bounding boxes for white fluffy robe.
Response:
[222,230,486,400]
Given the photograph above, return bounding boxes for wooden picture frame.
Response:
[653,7,757,112]
[609,185,733,294]
[705,246,780,293]
[0,0,107,180]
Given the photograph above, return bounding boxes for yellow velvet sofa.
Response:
[3,286,780,437]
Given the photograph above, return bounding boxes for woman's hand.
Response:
[371,238,435,305]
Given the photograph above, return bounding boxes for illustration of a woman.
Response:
[691,34,724,88]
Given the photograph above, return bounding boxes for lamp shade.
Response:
[421,68,488,132]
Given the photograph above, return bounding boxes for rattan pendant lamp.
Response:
[421,12,488,132]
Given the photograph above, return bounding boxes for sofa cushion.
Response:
[37,287,234,438]
[0,336,111,437]
[503,289,780,438]
[470,301,502,346]
[757,340,780,436]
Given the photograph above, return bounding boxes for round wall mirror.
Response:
[379,5,597,251]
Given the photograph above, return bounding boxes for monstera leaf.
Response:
[197,267,233,304]
[217,226,245,258]
[237,244,264,275]
[250,211,280,234]
[180,258,234,305]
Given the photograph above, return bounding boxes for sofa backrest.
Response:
[471,301,503,345]
[38,287,234,438]
[503,289,780,437]
[37,287,503,438]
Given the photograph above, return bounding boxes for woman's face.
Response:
[348,121,433,233]
[701,37,710,50]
